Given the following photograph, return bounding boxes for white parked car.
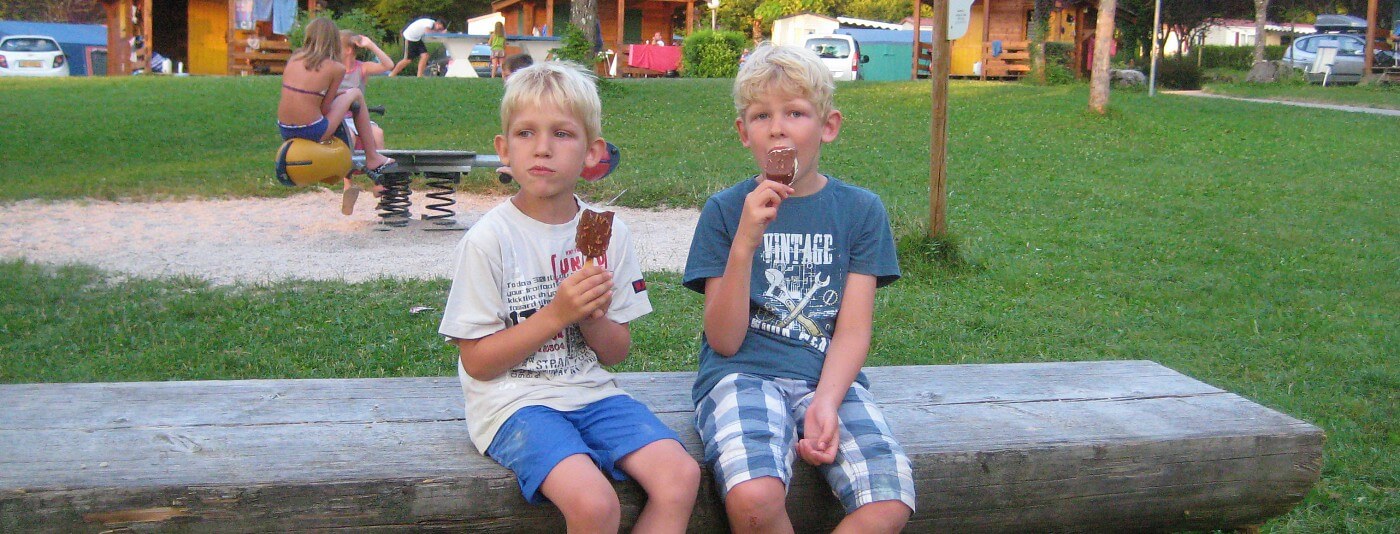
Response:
[0,35,69,77]
[803,35,868,81]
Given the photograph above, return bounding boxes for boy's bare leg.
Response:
[831,500,910,534]
[416,53,430,77]
[539,454,621,534]
[616,440,700,533]
[389,58,410,76]
[724,477,793,534]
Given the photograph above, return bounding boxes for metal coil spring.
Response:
[422,172,460,229]
[375,172,412,229]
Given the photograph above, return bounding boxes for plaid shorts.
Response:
[695,373,916,513]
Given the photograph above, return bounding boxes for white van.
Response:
[803,34,867,81]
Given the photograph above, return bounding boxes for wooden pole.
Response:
[1363,0,1378,81]
[618,0,626,52]
[547,0,555,35]
[929,0,950,237]
[980,0,990,81]
[912,0,922,79]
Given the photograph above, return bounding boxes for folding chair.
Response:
[1307,46,1338,86]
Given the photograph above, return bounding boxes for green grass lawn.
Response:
[1204,79,1400,110]
[1,76,1396,532]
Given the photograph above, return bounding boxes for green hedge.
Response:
[1158,57,1202,90]
[681,30,749,78]
[287,9,385,50]
[1197,45,1286,70]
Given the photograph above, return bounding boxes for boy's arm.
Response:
[703,180,792,356]
[456,266,614,380]
[798,272,877,466]
[579,317,631,366]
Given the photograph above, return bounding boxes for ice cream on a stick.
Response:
[576,209,615,266]
[763,146,797,185]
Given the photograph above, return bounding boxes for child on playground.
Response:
[682,43,915,533]
[338,29,392,150]
[277,18,394,180]
[438,61,700,532]
[489,21,507,77]
[502,52,533,79]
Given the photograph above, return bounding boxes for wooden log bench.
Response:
[0,361,1322,532]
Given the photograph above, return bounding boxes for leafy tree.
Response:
[840,0,914,23]
[0,0,103,23]
[367,0,492,37]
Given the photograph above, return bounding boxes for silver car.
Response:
[1281,32,1398,84]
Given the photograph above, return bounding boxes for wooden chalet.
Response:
[97,0,318,76]
[912,0,1098,79]
[491,0,699,75]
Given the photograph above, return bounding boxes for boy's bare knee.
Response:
[558,488,621,530]
[725,478,788,531]
[650,456,701,506]
[838,500,910,534]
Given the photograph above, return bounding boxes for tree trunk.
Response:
[1250,0,1270,63]
[1029,0,1051,84]
[572,0,599,54]
[1088,0,1118,115]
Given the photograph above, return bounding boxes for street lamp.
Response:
[708,0,720,31]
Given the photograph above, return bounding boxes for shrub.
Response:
[1157,57,1202,89]
[1197,45,1285,70]
[1029,41,1077,85]
[288,9,385,50]
[681,30,749,78]
[552,23,597,65]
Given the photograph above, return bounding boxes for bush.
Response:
[681,30,749,78]
[1157,57,1202,89]
[552,23,597,65]
[1029,41,1077,85]
[1197,45,1286,70]
[287,9,385,50]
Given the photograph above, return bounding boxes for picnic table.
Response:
[422,33,489,78]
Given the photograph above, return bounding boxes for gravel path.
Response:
[0,190,699,285]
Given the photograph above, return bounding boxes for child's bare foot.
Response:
[341,187,362,216]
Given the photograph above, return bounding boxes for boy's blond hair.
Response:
[500,61,602,142]
[733,43,835,118]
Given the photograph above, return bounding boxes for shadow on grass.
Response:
[895,228,982,282]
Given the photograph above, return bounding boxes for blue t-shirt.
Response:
[683,176,900,403]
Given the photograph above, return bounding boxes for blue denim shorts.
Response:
[277,116,328,141]
[485,394,682,504]
[695,373,916,513]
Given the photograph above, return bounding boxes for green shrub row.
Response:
[1197,45,1286,69]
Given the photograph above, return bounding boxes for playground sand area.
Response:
[0,190,699,285]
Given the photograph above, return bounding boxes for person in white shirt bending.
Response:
[389,17,444,77]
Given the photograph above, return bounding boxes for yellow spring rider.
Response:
[274,137,353,187]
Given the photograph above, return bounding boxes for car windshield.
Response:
[806,39,851,59]
[470,44,491,56]
[1,38,60,52]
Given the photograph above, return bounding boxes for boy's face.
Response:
[736,89,841,186]
[495,101,605,200]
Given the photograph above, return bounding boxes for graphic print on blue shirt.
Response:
[753,232,838,353]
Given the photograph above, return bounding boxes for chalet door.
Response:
[187,0,227,74]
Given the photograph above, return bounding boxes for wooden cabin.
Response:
[98,0,317,76]
[912,0,1097,79]
[491,0,698,74]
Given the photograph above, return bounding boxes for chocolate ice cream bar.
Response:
[576,209,615,261]
[763,146,797,185]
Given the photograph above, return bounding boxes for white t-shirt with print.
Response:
[439,197,653,453]
[402,18,437,42]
